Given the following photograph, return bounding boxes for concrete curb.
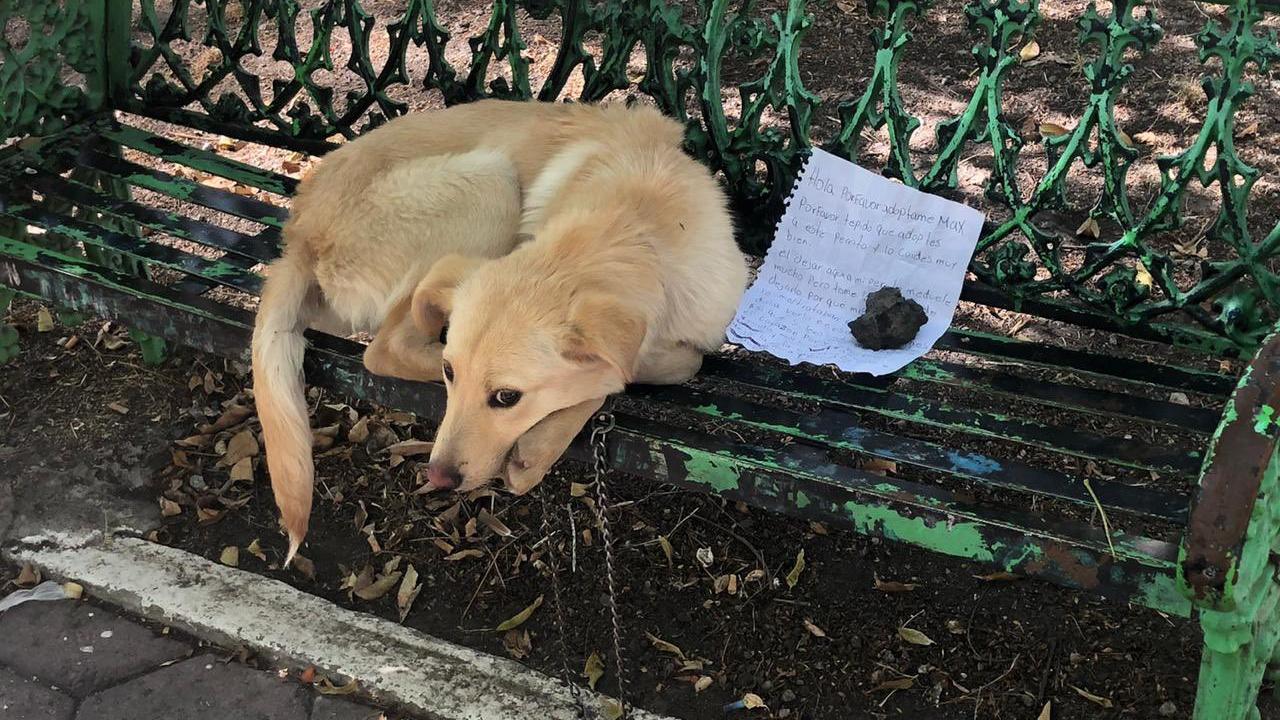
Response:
[5,535,676,720]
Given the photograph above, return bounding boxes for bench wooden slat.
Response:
[0,202,262,295]
[701,356,1204,475]
[939,329,1236,396]
[98,124,300,197]
[75,146,289,230]
[900,358,1221,433]
[629,383,1189,521]
[20,171,276,264]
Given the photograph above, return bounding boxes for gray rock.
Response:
[0,666,75,720]
[77,655,309,720]
[1158,701,1178,716]
[848,287,928,350]
[0,601,188,697]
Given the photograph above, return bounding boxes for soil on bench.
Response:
[5,298,1265,720]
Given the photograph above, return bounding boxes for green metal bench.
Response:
[1,0,1278,717]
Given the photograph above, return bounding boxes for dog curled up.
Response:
[252,99,748,563]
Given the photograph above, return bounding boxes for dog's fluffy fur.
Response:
[252,100,747,562]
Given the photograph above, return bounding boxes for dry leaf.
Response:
[873,677,915,692]
[247,539,267,562]
[570,482,589,497]
[386,439,434,457]
[502,628,532,659]
[1117,128,1134,148]
[318,677,359,695]
[444,549,484,561]
[101,334,126,351]
[216,136,242,152]
[1135,130,1159,145]
[836,1,856,13]
[221,429,259,466]
[1135,260,1154,289]
[292,554,316,580]
[745,569,766,583]
[496,595,544,631]
[229,457,254,482]
[197,506,224,524]
[1039,122,1069,138]
[281,159,303,174]
[1019,39,1041,61]
[645,632,686,660]
[1076,217,1101,239]
[201,174,237,190]
[1038,701,1052,720]
[742,693,768,709]
[803,618,828,638]
[1071,685,1114,708]
[583,651,605,690]
[657,535,674,566]
[696,547,714,567]
[785,549,806,589]
[946,619,966,635]
[348,417,370,443]
[863,458,898,475]
[396,564,421,621]
[219,546,240,567]
[36,307,54,332]
[973,571,1020,582]
[694,676,713,693]
[874,577,917,593]
[354,571,402,601]
[478,509,513,538]
[107,402,129,415]
[1238,121,1259,138]
[63,582,84,599]
[16,563,40,587]
[898,627,935,646]
[159,497,182,517]
[601,698,623,720]
[809,521,829,535]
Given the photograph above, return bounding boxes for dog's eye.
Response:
[442,361,454,383]
[489,389,522,408]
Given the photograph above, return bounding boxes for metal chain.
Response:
[590,408,629,720]
[537,490,593,720]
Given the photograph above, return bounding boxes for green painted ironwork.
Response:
[98,0,1280,353]
[0,1,108,139]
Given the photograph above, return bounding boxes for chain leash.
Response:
[589,408,629,720]
[537,491,593,719]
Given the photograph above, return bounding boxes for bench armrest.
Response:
[1179,327,1280,610]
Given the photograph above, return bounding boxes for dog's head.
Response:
[418,244,647,494]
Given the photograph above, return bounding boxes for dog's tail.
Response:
[251,249,317,566]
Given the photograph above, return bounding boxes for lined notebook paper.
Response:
[728,149,984,376]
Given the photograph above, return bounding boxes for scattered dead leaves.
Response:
[496,595,543,632]
[874,577,917,593]
[898,627,934,646]
[583,651,605,690]
[1071,685,1114,709]
[785,549,805,589]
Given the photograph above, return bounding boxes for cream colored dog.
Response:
[252,100,747,562]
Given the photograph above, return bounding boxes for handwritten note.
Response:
[728,149,984,376]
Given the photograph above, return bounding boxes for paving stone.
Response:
[311,696,385,720]
[0,600,188,697]
[77,655,309,720]
[0,666,74,720]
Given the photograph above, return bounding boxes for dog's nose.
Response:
[425,462,462,491]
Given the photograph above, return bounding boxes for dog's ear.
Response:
[562,293,647,384]
[411,255,486,336]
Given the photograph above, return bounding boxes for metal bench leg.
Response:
[1193,558,1280,719]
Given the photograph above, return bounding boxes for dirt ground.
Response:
[4,297,1270,720]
